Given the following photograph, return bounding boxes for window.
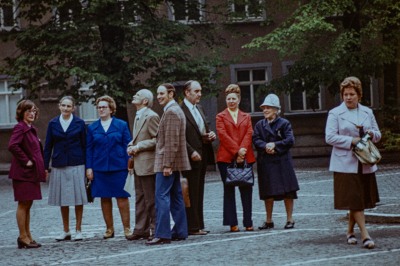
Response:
[168,0,205,23]
[77,82,97,122]
[282,62,323,113]
[230,0,264,21]
[230,63,272,113]
[0,0,19,30]
[0,79,23,127]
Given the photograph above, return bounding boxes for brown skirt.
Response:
[333,170,380,210]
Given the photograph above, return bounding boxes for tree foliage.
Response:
[0,0,226,109]
[244,0,400,105]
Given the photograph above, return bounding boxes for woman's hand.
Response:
[265,142,275,154]
[238,148,247,157]
[86,168,94,180]
[26,160,33,168]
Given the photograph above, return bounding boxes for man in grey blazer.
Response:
[126,89,160,241]
[181,80,216,235]
[146,83,191,245]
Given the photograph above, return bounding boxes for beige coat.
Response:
[127,108,160,176]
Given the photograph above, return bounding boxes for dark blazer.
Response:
[8,121,46,182]
[44,115,86,169]
[216,109,255,163]
[86,117,131,172]
[181,103,215,167]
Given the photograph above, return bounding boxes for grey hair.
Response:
[59,95,75,106]
[138,89,154,108]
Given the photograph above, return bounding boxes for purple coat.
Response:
[8,121,46,182]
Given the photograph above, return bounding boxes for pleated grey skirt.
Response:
[48,165,88,206]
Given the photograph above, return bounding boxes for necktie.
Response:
[193,106,205,135]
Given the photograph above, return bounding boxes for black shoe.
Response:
[145,237,171,245]
[17,238,39,249]
[258,222,274,230]
[284,221,295,229]
[171,236,186,241]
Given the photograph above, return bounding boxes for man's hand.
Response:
[191,151,202,161]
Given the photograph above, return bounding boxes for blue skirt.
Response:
[92,170,130,198]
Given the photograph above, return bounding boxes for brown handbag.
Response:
[127,157,134,170]
[180,177,191,207]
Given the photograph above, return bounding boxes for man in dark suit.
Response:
[146,83,191,245]
[126,89,160,241]
[181,80,216,235]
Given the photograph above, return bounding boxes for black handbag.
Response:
[86,180,94,203]
[226,160,254,186]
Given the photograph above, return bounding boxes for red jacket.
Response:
[8,121,46,182]
[216,109,255,163]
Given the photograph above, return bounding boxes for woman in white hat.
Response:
[252,94,299,230]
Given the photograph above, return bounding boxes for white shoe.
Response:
[74,231,83,241]
[55,231,71,241]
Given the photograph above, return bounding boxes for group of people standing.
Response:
[8,76,380,250]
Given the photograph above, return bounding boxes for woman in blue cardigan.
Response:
[86,95,132,239]
[44,96,87,241]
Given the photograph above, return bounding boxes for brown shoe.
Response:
[230,225,240,232]
[126,234,149,241]
[245,227,254,231]
[189,230,208,236]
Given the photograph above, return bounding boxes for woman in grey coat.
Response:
[253,94,299,230]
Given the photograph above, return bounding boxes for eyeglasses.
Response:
[26,109,37,114]
[97,106,109,110]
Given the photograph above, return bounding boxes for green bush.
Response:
[380,129,400,151]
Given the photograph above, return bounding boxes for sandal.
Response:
[362,238,375,249]
[347,234,357,245]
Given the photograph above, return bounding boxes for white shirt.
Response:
[101,118,113,132]
[59,115,73,132]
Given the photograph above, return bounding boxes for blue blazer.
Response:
[44,115,86,169]
[86,117,131,172]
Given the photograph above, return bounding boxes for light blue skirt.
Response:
[48,165,88,206]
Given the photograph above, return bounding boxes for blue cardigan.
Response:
[44,115,86,169]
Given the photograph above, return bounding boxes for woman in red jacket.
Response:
[216,84,255,232]
[8,100,46,248]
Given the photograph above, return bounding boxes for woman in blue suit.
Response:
[44,96,87,242]
[86,95,132,239]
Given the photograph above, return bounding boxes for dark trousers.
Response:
[182,158,207,231]
[154,171,188,239]
[133,172,156,236]
[218,162,253,228]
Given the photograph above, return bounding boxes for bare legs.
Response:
[60,205,83,233]
[263,198,294,223]
[348,210,371,241]
[16,200,33,244]
[101,198,130,233]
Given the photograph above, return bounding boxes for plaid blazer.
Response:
[154,102,191,172]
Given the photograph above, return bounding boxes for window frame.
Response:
[0,78,23,128]
[229,0,265,22]
[0,0,20,31]
[282,61,326,115]
[77,82,98,123]
[230,62,272,114]
[167,0,205,24]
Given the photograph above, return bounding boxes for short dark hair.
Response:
[15,100,39,122]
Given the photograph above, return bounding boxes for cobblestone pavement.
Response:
[0,163,399,266]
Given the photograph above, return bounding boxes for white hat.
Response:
[260,94,280,109]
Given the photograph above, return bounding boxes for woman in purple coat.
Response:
[8,100,46,249]
[253,94,299,230]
